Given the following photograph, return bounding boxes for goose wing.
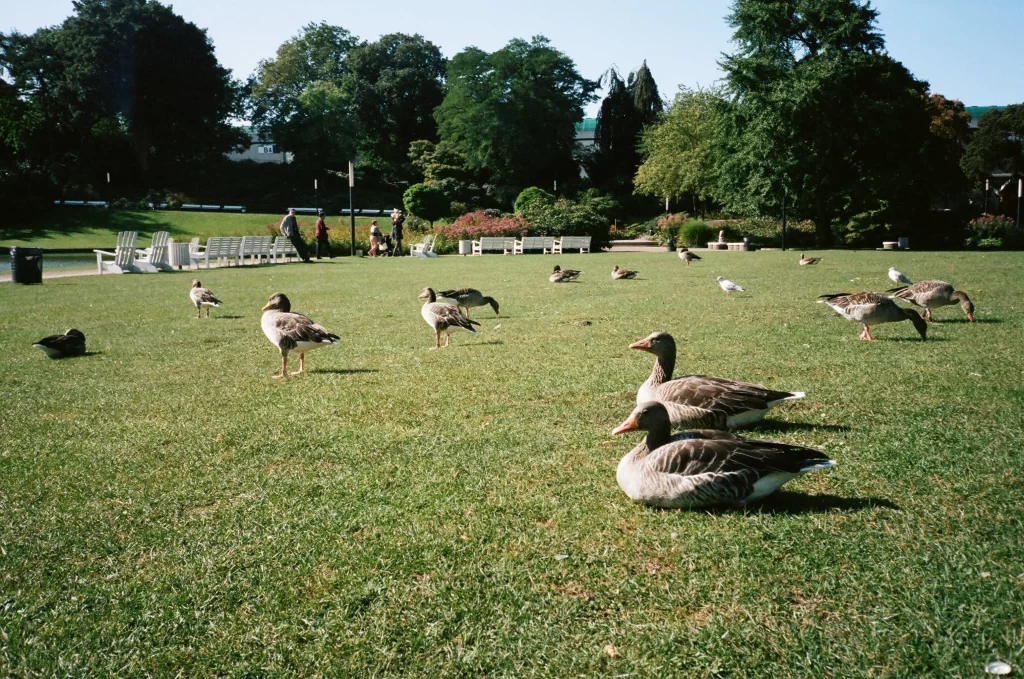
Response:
[33,332,86,357]
[272,312,340,350]
[426,302,480,332]
[888,280,952,306]
[437,288,479,305]
[191,287,222,306]
[655,376,800,417]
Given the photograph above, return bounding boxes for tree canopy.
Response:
[435,36,596,205]
[961,104,1024,182]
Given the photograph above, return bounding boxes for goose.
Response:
[611,401,835,509]
[261,293,340,377]
[717,276,744,295]
[612,265,639,280]
[799,254,822,266]
[630,332,805,429]
[818,291,927,340]
[550,265,581,283]
[888,267,912,285]
[33,329,86,358]
[437,288,499,318]
[888,280,974,323]
[679,249,701,266]
[419,287,480,348]
[190,280,222,318]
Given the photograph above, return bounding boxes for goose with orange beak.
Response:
[611,402,835,509]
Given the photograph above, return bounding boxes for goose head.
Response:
[629,332,676,358]
[951,291,975,322]
[191,279,202,289]
[65,328,85,339]
[418,287,437,303]
[262,293,291,313]
[553,265,562,273]
[612,401,672,437]
[904,309,928,340]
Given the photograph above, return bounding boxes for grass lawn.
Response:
[0,209,380,250]
[1,250,1022,676]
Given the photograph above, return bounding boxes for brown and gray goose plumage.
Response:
[261,293,340,377]
[612,402,835,509]
[33,328,86,358]
[799,254,822,265]
[437,288,499,318]
[550,265,582,283]
[678,248,701,266]
[612,265,639,280]
[887,280,974,322]
[630,332,805,429]
[419,287,480,348]
[818,291,928,340]
[190,280,222,318]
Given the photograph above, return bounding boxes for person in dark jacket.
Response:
[314,211,332,259]
[390,208,405,256]
[280,208,310,262]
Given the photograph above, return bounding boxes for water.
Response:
[1,252,96,272]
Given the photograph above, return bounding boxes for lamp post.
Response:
[348,161,356,257]
[1018,178,1022,229]
[984,179,990,215]
[781,188,787,252]
[106,172,111,206]
[314,178,318,212]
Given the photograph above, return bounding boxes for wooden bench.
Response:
[239,236,273,265]
[201,237,242,268]
[513,236,556,254]
[272,236,299,263]
[472,236,515,255]
[552,235,592,254]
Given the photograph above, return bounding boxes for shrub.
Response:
[431,211,529,254]
[403,183,449,226]
[735,216,816,248]
[834,210,891,248]
[520,199,611,248]
[513,187,554,215]
[964,214,1022,249]
[678,220,716,247]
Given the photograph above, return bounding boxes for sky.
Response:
[5,0,1023,117]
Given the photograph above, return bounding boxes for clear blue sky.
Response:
[5,0,1023,116]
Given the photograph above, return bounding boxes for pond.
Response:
[1,252,96,272]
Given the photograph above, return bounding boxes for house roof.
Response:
[575,118,597,132]
[965,106,1005,122]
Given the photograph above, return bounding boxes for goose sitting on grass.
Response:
[261,293,340,377]
[629,332,805,430]
[818,291,928,340]
[611,401,835,509]
[419,287,480,348]
[189,280,222,318]
[888,280,974,323]
[799,254,822,266]
[437,288,499,318]
[33,329,86,358]
[612,265,639,280]
[550,265,581,283]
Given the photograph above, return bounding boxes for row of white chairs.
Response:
[94,232,302,274]
[471,235,592,255]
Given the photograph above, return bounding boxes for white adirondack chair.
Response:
[411,234,437,258]
[135,231,174,272]
[94,231,141,274]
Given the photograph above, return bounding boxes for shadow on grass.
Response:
[311,368,378,375]
[749,421,851,433]
[0,210,164,244]
[933,318,1001,324]
[754,492,899,515]
[881,336,947,342]
[216,315,245,320]
[82,351,103,357]
[468,340,505,347]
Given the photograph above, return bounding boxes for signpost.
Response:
[348,161,356,256]
[314,178,318,212]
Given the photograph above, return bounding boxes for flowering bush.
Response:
[431,211,529,254]
[965,214,1021,249]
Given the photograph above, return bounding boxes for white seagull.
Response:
[888,267,912,285]
[717,276,744,295]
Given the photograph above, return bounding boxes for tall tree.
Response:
[343,34,445,181]
[962,104,1024,182]
[718,0,934,244]
[435,36,596,204]
[248,22,359,172]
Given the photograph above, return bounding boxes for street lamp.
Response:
[106,172,111,206]
[781,187,787,252]
[348,161,356,257]
[1018,178,1022,229]
[984,179,990,215]
[314,178,318,212]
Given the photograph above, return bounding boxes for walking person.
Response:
[369,220,384,257]
[390,208,405,256]
[280,208,311,262]
[314,210,332,259]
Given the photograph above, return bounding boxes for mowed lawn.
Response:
[1,250,1022,677]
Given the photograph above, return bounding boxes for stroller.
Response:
[379,234,395,256]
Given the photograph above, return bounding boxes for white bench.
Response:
[472,236,515,255]
[201,237,242,268]
[552,235,592,254]
[239,236,273,265]
[513,236,555,254]
[272,236,299,263]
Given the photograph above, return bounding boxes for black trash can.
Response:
[10,247,43,284]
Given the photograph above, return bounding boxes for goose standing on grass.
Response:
[629,332,805,429]
[261,293,340,377]
[419,287,480,348]
[888,267,912,285]
[717,276,744,295]
[437,288,499,318]
[611,401,835,509]
[888,280,974,322]
[679,248,701,266]
[33,329,86,358]
[190,280,222,318]
[612,265,639,280]
[799,254,822,266]
[550,265,581,283]
[818,292,927,341]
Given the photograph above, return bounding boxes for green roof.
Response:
[575,117,597,132]
[965,105,1005,121]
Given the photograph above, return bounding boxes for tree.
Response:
[718,0,934,245]
[343,34,445,181]
[962,104,1024,182]
[634,86,727,207]
[403,182,449,225]
[921,94,970,200]
[435,37,596,205]
[514,186,555,215]
[248,22,358,171]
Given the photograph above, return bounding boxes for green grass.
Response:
[0,210,380,250]
[1,250,1022,677]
